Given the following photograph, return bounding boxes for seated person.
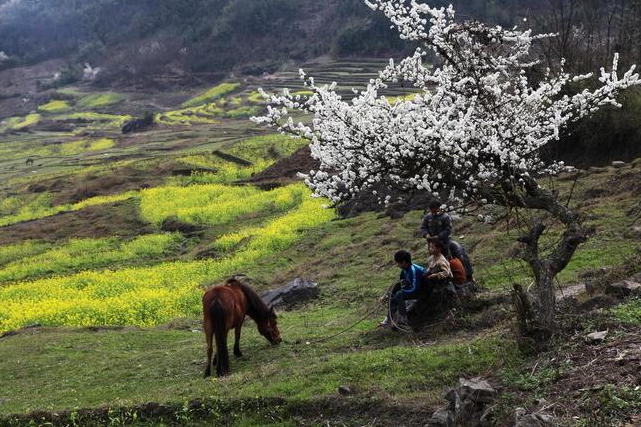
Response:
[379,250,426,328]
[425,238,454,286]
[421,199,474,281]
[381,242,454,329]
[449,256,468,287]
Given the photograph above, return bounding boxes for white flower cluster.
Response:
[253,0,640,206]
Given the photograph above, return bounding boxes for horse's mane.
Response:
[226,278,271,319]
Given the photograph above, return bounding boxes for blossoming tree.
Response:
[254,0,640,332]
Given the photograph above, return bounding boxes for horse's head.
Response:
[257,305,281,345]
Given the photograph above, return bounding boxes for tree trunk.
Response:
[537,264,557,331]
[489,175,594,336]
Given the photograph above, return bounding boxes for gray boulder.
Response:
[261,278,320,308]
[457,377,498,404]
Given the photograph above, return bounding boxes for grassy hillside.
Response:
[0,66,640,426]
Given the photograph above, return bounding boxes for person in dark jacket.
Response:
[420,199,474,280]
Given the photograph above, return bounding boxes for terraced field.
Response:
[0,60,640,426]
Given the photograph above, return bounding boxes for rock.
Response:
[429,377,497,427]
[515,414,546,427]
[515,411,556,427]
[587,166,608,174]
[612,161,627,168]
[630,272,641,283]
[624,226,641,239]
[261,278,320,309]
[606,280,641,298]
[579,294,619,311]
[337,385,352,396]
[427,407,453,427]
[24,323,42,329]
[586,330,609,344]
[457,377,497,404]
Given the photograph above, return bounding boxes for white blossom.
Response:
[254,1,640,206]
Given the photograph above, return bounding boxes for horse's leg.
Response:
[215,329,230,377]
[233,325,243,358]
[211,300,231,377]
[203,317,214,378]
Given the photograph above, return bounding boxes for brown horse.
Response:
[202,278,281,378]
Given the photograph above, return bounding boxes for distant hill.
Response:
[0,0,538,87]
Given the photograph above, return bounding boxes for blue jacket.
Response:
[399,263,426,294]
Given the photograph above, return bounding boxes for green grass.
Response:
[0,241,52,267]
[56,87,85,97]
[0,74,639,425]
[0,324,518,417]
[183,83,241,108]
[223,106,262,119]
[77,92,125,109]
[611,298,641,323]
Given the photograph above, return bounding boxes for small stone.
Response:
[588,166,608,174]
[612,161,626,168]
[586,330,609,344]
[338,385,352,396]
[515,414,545,427]
[606,280,641,298]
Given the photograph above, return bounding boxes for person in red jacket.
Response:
[449,257,468,286]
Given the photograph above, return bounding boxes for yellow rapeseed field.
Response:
[0,190,334,332]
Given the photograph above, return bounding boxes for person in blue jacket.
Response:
[379,250,426,328]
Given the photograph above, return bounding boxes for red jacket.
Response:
[449,258,467,285]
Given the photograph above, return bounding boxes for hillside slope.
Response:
[0,71,640,426]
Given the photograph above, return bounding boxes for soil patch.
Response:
[1,396,434,427]
[245,145,320,189]
[28,161,185,205]
[0,199,154,245]
[496,320,641,426]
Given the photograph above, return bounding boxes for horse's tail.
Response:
[210,299,230,376]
